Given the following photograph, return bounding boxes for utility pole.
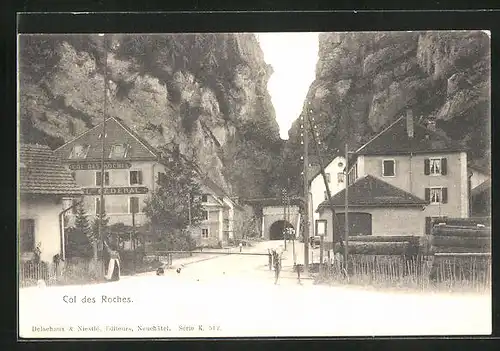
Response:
[98,34,108,262]
[344,142,349,269]
[303,112,310,271]
[282,188,287,250]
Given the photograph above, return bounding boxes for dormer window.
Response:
[109,144,128,158]
[69,144,90,159]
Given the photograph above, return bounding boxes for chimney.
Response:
[427,119,436,131]
[406,110,414,139]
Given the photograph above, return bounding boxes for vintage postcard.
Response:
[18,29,491,338]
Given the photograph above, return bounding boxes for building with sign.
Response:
[19,144,83,262]
[54,117,242,247]
[54,117,167,228]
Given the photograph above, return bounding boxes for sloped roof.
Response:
[316,175,427,210]
[54,117,159,161]
[471,179,491,197]
[19,144,83,196]
[355,116,467,155]
[243,197,304,207]
[468,161,490,175]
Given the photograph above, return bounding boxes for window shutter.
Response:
[424,159,430,175]
[425,217,431,235]
[105,172,110,185]
[138,171,143,185]
[441,158,447,175]
[425,188,430,202]
[442,187,448,204]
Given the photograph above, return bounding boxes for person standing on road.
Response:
[239,242,243,253]
[273,250,281,285]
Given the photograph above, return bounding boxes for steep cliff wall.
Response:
[286,31,490,193]
[19,34,283,198]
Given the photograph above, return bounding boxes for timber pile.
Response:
[430,224,491,254]
[333,236,419,256]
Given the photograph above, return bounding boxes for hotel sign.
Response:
[82,187,149,195]
[69,162,132,170]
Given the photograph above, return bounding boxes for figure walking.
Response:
[239,242,243,253]
[268,249,272,271]
[273,250,281,285]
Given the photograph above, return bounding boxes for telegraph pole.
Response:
[344,142,349,269]
[303,112,310,271]
[98,34,108,261]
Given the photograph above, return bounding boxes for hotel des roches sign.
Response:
[68,162,132,170]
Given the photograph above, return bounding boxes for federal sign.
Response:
[68,162,132,170]
[82,187,149,195]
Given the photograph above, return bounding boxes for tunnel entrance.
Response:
[269,220,295,240]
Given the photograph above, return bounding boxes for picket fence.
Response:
[317,254,491,292]
[19,259,105,287]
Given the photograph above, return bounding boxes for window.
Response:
[202,211,209,220]
[109,144,128,158]
[129,170,143,185]
[95,198,106,214]
[201,229,209,238]
[337,172,345,183]
[95,171,110,186]
[325,173,331,183]
[347,164,358,185]
[129,197,139,214]
[425,187,448,204]
[425,158,448,176]
[324,191,328,200]
[69,144,90,159]
[382,160,395,177]
[19,219,35,253]
[201,194,208,203]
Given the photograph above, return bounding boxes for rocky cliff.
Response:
[19,34,284,198]
[286,31,490,193]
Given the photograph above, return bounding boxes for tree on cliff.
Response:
[143,145,203,250]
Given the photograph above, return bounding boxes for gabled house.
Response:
[54,117,165,228]
[19,144,83,262]
[196,177,244,247]
[317,111,470,241]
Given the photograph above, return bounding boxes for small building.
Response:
[468,162,490,217]
[194,177,244,247]
[317,175,427,241]
[19,144,83,262]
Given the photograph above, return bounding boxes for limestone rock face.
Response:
[19,34,283,198]
[283,31,490,193]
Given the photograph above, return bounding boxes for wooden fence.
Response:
[317,254,491,292]
[19,259,105,287]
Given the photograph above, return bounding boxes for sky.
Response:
[256,33,320,140]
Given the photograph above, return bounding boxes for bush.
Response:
[430,246,491,254]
